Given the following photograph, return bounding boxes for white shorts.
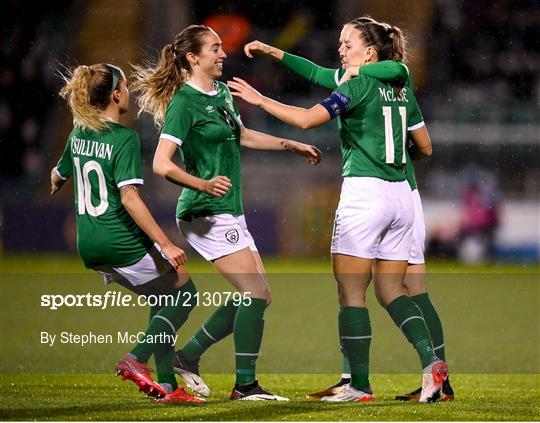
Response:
[95,244,173,287]
[331,177,414,260]
[409,189,426,265]
[177,214,258,261]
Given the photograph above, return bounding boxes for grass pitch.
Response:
[1,373,539,421]
[1,254,539,421]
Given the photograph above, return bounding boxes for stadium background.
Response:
[1,0,539,264]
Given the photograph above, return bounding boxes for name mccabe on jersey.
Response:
[71,136,114,160]
[378,87,408,102]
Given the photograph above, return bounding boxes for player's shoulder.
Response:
[165,88,191,118]
[108,122,137,136]
[107,122,139,145]
[216,80,233,96]
[171,87,191,105]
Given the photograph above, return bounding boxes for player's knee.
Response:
[339,291,366,307]
[248,283,270,304]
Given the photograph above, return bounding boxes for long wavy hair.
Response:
[131,25,212,127]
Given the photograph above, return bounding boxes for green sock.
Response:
[338,322,351,378]
[131,280,197,388]
[149,304,160,321]
[143,304,177,388]
[181,300,239,361]
[411,293,446,361]
[339,306,371,391]
[386,295,435,368]
[234,297,267,386]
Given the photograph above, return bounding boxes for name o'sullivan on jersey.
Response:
[40,331,178,347]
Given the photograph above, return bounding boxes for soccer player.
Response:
[228,17,448,403]
[131,24,321,401]
[50,63,204,403]
[243,17,454,402]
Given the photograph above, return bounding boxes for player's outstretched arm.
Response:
[227,77,330,130]
[239,125,321,165]
[408,125,432,160]
[244,40,339,89]
[50,167,67,195]
[245,40,408,90]
[153,138,232,197]
[360,61,409,82]
[244,40,285,61]
[119,184,187,268]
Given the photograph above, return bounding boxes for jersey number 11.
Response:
[382,106,407,165]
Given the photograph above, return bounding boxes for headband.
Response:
[106,64,122,93]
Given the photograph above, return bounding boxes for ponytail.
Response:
[131,24,211,128]
[387,25,407,62]
[131,43,186,128]
[59,63,118,132]
[348,17,407,63]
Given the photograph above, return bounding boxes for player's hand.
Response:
[338,66,360,85]
[227,77,264,106]
[345,65,360,77]
[160,242,187,268]
[244,40,272,59]
[284,141,322,165]
[50,167,65,195]
[203,176,232,197]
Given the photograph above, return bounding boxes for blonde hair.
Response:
[131,25,211,127]
[59,63,119,132]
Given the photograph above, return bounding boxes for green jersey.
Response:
[320,76,424,181]
[161,81,243,220]
[56,122,153,268]
[281,53,419,190]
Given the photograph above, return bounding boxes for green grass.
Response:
[1,374,538,421]
[1,253,538,274]
[1,254,539,420]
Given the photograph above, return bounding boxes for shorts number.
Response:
[74,158,109,216]
[382,106,407,164]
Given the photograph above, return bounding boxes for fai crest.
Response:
[225,229,239,244]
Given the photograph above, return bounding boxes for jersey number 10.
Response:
[382,106,407,165]
[74,158,109,216]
